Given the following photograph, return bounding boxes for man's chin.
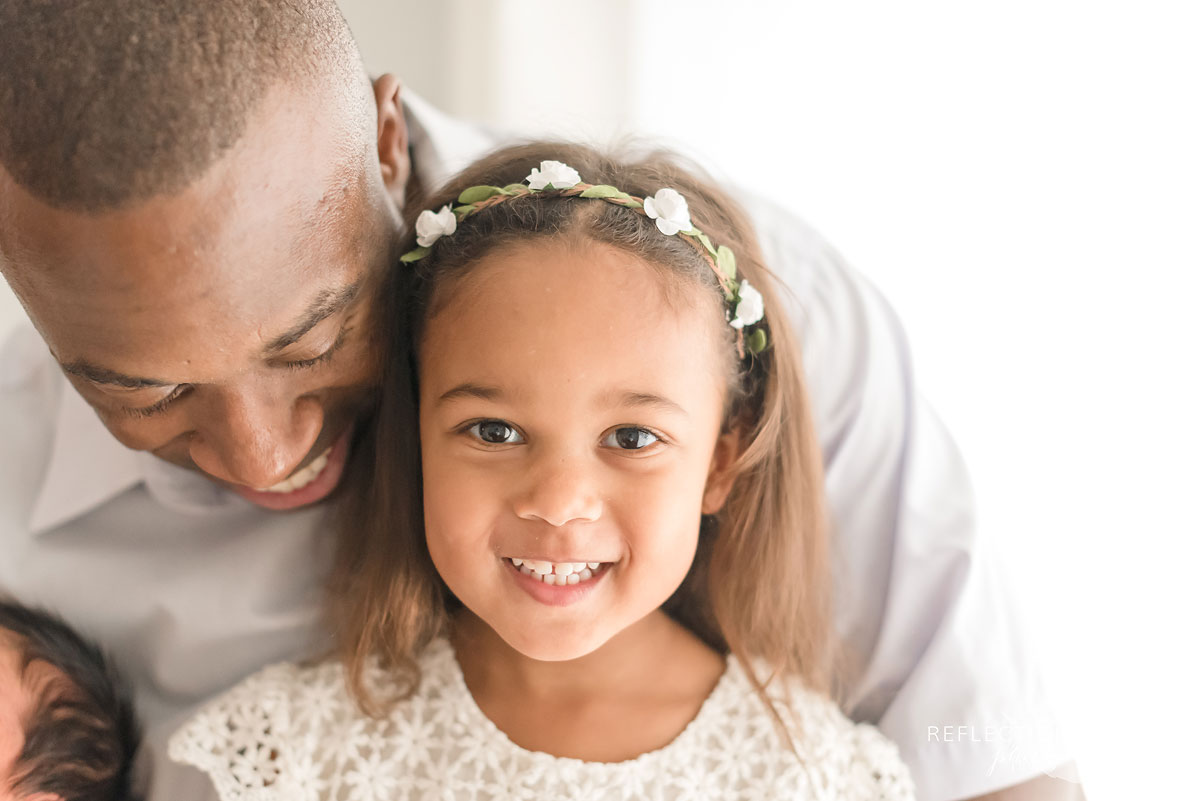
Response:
[228,428,353,511]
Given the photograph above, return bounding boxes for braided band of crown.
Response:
[401,160,768,357]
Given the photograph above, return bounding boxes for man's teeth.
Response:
[257,446,333,493]
[509,558,604,586]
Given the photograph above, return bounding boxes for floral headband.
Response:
[401,160,768,356]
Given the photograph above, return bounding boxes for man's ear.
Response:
[372,74,410,209]
[701,429,743,515]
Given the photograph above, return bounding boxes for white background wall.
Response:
[3,2,1195,797]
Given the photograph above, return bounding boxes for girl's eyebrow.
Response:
[611,391,689,418]
[437,383,502,405]
[436,385,689,417]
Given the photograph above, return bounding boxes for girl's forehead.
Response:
[420,239,729,406]
[429,238,723,340]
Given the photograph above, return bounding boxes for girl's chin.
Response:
[499,629,610,663]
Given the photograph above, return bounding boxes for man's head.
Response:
[0,0,413,509]
[0,601,140,801]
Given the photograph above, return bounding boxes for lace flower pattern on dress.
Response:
[170,639,916,801]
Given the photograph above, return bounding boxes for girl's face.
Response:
[418,238,739,662]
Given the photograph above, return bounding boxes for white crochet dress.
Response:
[169,638,915,801]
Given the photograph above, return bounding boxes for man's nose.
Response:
[512,449,603,528]
[186,389,324,489]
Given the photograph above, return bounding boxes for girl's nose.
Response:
[512,454,602,527]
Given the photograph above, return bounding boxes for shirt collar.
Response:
[402,89,499,193]
[29,378,144,533]
[30,379,258,534]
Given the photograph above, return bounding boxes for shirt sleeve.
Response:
[741,193,1073,801]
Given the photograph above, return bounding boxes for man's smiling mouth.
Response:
[227,427,355,511]
[254,443,334,493]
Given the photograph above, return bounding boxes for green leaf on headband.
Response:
[716,246,737,280]
[453,204,475,217]
[748,329,768,354]
[503,183,527,194]
[400,246,430,263]
[622,198,644,209]
[696,233,718,257]
[580,184,628,199]
[458,185,506,204]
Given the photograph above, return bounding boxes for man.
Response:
[0,1,1080,799]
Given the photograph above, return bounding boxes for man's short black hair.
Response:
[0,600,141,801]
[0,0,364,212]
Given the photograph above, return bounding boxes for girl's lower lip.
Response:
[505,559,609,607]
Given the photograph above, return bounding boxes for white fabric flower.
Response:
[642,188,692,236]
[415,205,457,247]
[526,160,582,190]
[729,280,765,329]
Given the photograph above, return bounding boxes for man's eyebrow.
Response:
[60,361,171,389]
[437,383,503,405]
[264,281,361,354]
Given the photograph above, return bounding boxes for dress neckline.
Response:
[431,636,747,771]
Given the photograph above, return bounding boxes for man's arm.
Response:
[967,764,1086,801]
[740,192,1081,800]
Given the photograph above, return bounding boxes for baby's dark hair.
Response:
[0,600,141,801]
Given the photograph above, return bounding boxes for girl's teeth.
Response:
[507,558,606,584]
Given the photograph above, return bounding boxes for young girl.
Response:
[169,142,916,800]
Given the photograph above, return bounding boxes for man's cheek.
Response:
[327,343,382,391]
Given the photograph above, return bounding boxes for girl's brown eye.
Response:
[604,427,659,450]
[468,420,523,445]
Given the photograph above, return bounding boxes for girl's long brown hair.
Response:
[328,141,834,720]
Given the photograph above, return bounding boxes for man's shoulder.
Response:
[728,188,856,299]
[0,323,58,394]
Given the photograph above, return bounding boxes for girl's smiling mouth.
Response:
[502,557,615,605]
